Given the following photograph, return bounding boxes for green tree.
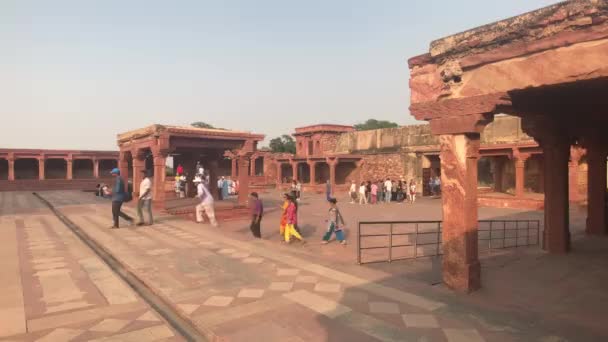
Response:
[191,122,215,129]
[354,119,399,131]
[269,134,296,154]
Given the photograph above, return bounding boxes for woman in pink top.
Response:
[284,195,304,243]
[370,182,378,204]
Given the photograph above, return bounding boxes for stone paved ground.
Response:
[1,190,607,341]
[0,192,183,341]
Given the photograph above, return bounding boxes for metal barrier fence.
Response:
[357,219,541,265]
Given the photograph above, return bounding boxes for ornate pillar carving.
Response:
[38,156,45,180]
[584,136,607,235]
[439,133,481,292]
[66,156,73,180]
[237,156,251,205]
[7,155,15,181]
[513,150,530,198]
[93,158,99,179]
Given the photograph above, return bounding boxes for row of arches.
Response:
[279,161,357,184]
[0,158,117,180]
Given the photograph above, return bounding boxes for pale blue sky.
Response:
[2,0,556,150]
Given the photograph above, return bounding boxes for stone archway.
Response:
[335,161,357,184]
[0,158,7,180]
[14,159,38,179]
[315,162,330,184]
[281,164,293,183]
[45,159,67,179]
[73,159,94,179]
[297,163,310,184]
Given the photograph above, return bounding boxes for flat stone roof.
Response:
[117,124,265,143]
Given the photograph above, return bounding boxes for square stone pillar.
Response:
[491,157,505,192]
[276,162,283,189]
[585,142,607,235]
[209,159,219,199]
[568,147,585,203]
[132,155,145,198]
[439,134,481,292]
[291,161,297,182]
[118,153,130,192]
[38,157,45,180]
[7,158,15,181]
[231,159,237,179]
[542,141,570,253]
[514,153,529,198]
[237,156,250,206]
[308,161,316,185]
[328,159,337,190]
[153,153,167,205]
[93,159,99,179]
[66,158,73,180]
[250,157,256,176]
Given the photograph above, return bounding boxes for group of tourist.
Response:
[106,168,153,229]
[217,176,238,200]
[349,179,418,205]
[428,175,441,196]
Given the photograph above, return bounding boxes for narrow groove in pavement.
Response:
[33,192,211,342]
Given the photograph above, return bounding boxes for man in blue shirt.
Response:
[110,168,133,228]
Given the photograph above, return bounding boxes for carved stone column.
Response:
[308,160,316,185]
[237,156,250,206]
[542,138,571,253]
[568,146,585,203]
[38,156,45,180]
[276,162,283,189]
[231,158,237,179]
[132,150,146,198]
[290,160,297,182]
[439,133,481,292]
[328,158,337,191]
[93,158,99,179]
[250,157,256,176]
[7,156,15,181]
[66,157,73,180]
[152,151,168,205]
[513,151,530,198]
[585,137,607,235]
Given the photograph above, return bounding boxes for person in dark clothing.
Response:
[325,180,332,202]
[249,192,263,238]
[110,168,133,228]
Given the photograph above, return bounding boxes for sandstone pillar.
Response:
[38,157,45,180]
[568,147,584,203]
[439,133,481,292]
[209,159,219,200]
[132,151,146,198]
[66,157,73,180]
[118,152,130,192]
[514,153,529,198]
[7,157,15,181]
[231,158,237,179]
[585,141,607,235]
[276,162,283,189]
[491,157,504,192]
[250,157,256,176]
[308,160,316,184]
[542,140,570,253]
[93,159,99,179]
[152,152,167,205]
[291,161,298,182]
[328,159,337,190]
[237,156,250,206]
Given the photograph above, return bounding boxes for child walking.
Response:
[322,198,347,245]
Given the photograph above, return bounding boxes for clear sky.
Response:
[2,0,556,150]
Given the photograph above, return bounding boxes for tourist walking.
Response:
[194,176,218,226]
[322,198,347,245]
[358,182,367,205]
[409,179,417,203]
[109,168,133,229]
[284,194,304,243]
[366,181,372,203]
[349,180,357,204]
[249,192,263,238]
[279,193,290,236]
[176,163,184,176]
[136,170,153,226]
[384,178,393,203]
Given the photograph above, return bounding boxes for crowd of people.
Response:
[349,178,419,205]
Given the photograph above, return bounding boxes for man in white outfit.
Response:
[194,176,218,226]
